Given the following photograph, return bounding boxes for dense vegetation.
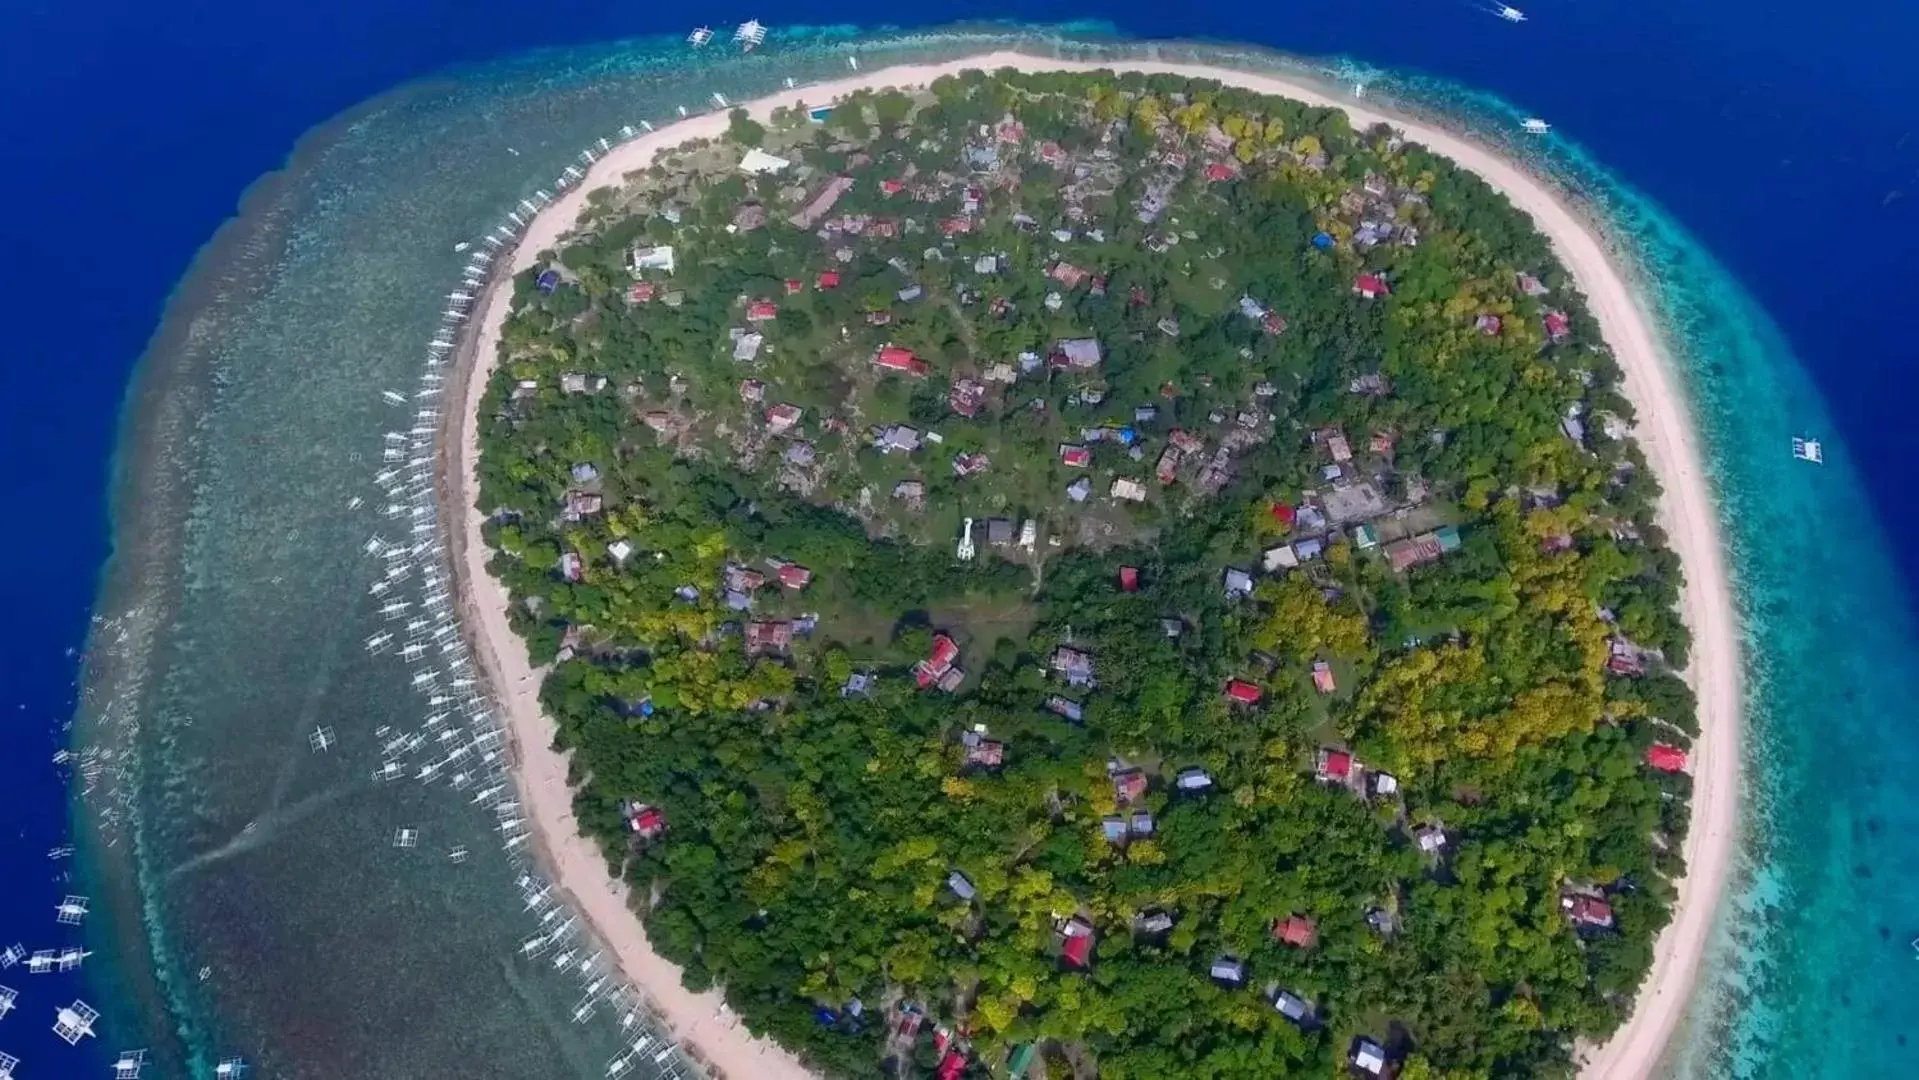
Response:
[475,68,1698,1079]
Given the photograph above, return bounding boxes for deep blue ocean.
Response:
[3,1,1916,1077]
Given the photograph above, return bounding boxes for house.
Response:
[1351,1036,1388,1077]
[841,672,873,698]
[1224,679,1263,706]
[1112,768,1148,804]
[1046,696,1084,723]
[1311,661,1337,694]
[565,491,603,518]
[783,278,803,296]
[877,424,921,453]
[738,148,791,175]
[1475,313,1503,335]
[1274,990,1311,1024]
[1057,338,1102,368]
[1209,956,1246,987]
[1353,523,1379,550]
[536,268,560,294]
[1223,567,1255,600]
[1352,273,1390,300]
[1051,646,1095,687]
[880,178,905,196]
[1118,566,1139,593]
[1316,747,1355,784]
[642,410,677,433]
[1646,743,1689,773]
[947,871,977,901]
[1066,477,1092,503]
[1174,767,1214,793]
[627,804,666,839]
[1136,910,1174,936]
[1102,815,1129,842]
[914,634,962,691]
[1129,810,1154,837]
[937,1052,967,1080]
[1370,771,1399,797]
[732,332,764,362]
[1262,544,1300,572]
[627,281,657,304]
[607,539,634,564]
[1273,914,1318,948]
[962,731,1005,768]
[986,518,1015,547]
[1050,262,1090,289]
[874,345,930,377]
[1204,161,1238,182]
[746,300,778,322]
[745,620,794,654]
[815,269,841,290]
[765,403,803,435]
[1415,822,1448,855]
[1058,918,1095,969]
[894,480,926,506]
[1110,477,1147,503]
[897,284,923,303]
[788,175,855,228]
[738,379,766,402]
[948,378,986,418]
[1325,430,1353,463]
[559,552,583,582]
[1384,525,1462,572]
[629,244,675,276]
[1608,639,1648,677]
[1544,310,1573,342]
[1155,447,1181,484]
[777,564,813,590]
[1518,272,1551,297]
[1563,892,1616,929]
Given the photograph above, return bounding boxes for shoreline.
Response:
[442,51,1740,1080]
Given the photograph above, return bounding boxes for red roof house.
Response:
[1060,444,1091,468]
[1058,921,1095,969]
[746,300,778,322]
[936,1051,967,1080]
[1543,311,1572,342]
[777,564,813,591]
[1118,566,1139,593]
[1646,743,1689,773]
[784,278,803,295]
[1274,914,1318,948]
[1204,161,1238,182]
[1564,894,1615,929]
[1316,747,1354,782]
[914,633,961,689]
[816,269,841,289]
[1270,502,1297,527]
[628,805,665,838]
[874,345,930,377]
[1112,768,1148,804]
[1225,679,1263,705]
[627,282,656,304]
[880,178,906,196]
[1353,274,1390,300]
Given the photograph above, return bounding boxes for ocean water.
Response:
[4,4,1916,1079]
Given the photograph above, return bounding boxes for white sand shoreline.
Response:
[444,51,1739,1080]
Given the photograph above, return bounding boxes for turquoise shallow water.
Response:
[73,23,1916,1080]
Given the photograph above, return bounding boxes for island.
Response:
[447,57,1737,1080]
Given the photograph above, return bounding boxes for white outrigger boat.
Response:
[734,20,767,50]
[1520,118,1551,135]
[1791,436,1823,463]
[687,26,712,47]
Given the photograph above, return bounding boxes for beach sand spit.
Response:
[443,52,1740,1080]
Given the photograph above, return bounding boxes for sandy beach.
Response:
[444,51,1739,1080]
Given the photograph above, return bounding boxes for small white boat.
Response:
[1521,118,1551,135]
[687,26,712,46]
[1792,436,1823,463]
[1495,5,1526,22]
